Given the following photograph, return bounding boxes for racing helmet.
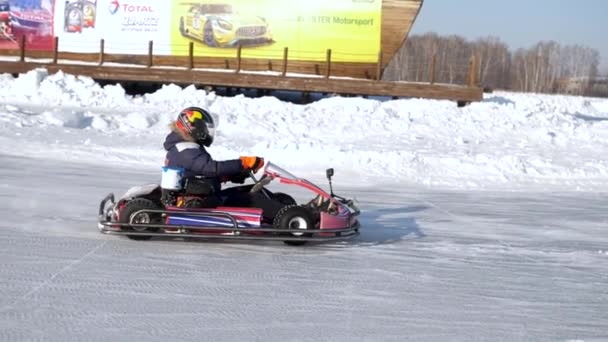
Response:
[175,106,216,147]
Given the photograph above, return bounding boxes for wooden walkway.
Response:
[0,59,482,103]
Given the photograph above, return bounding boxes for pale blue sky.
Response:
[410,0,608,71]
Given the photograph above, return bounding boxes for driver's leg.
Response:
[221,184,278,199]
[222,192,284,222]
[220,184,255,196]
[250,193,284,222]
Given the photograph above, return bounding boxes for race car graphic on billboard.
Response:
[0,0,54,50]
[170,0,382,62]
[0,0,15,43]
[177,2,273,48]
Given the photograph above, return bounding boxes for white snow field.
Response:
[0,69,607,341]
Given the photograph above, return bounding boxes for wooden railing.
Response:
[5,35,479,86]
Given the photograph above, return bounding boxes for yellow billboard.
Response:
[170,0,382,63]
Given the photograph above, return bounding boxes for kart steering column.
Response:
[249,171,273,200]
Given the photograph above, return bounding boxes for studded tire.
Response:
[118,198,162,241]
[273,205,315,246]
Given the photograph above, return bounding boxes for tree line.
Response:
[383,32,606,97]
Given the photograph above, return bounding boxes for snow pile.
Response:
[1,68,608,190]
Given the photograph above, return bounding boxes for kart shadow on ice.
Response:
[331,204,428,248]
[98,162,360,246]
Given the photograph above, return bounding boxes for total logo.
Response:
[108,0,119,14]
[108,0,154,15]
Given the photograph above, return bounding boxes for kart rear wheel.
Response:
[119,198,162,241]
[273,205,314,246]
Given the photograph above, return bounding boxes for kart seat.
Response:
[181,176,221,208]
[183,176,214,196]
[161,176,219,208]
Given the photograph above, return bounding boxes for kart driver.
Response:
[163,106,284,221]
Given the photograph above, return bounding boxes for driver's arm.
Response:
[187,148,244,178]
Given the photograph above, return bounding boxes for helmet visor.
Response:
[207,126,216,140]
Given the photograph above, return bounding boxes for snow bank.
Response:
[1,68,608,190]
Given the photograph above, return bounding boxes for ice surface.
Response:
[0,155,606,341]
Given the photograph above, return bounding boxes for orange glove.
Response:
[240,156,265,172]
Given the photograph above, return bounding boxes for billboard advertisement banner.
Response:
[169,0,382,62]
[54,0,173,54]
[2,0,382,63]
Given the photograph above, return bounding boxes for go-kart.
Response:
[98,162,360,245]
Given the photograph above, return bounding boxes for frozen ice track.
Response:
[0,154,607,341]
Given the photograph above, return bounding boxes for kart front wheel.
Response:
[273,205,314,246]
[119,198,162,240]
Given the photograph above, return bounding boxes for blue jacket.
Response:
[163,132,244,191]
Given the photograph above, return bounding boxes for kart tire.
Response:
[273,192,297,206]
[119,198,161,241]
[273,205,314,246]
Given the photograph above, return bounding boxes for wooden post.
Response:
[473,54,479,87]
[467,56,473,86]
[188,42,194,70]
[147,40,153,68]
[429,54,437,84]
[19,35,25,62]
[52,36,59,64]
[235,45,242,73]
[467,54,478,87]
[376,50,383,81]
[282,47,288,76]
[325,49,332,79]
[301,91,311,104]
[98,39,105,65]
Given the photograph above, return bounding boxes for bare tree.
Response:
[472,36,511,89]
[384,33,603,96]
